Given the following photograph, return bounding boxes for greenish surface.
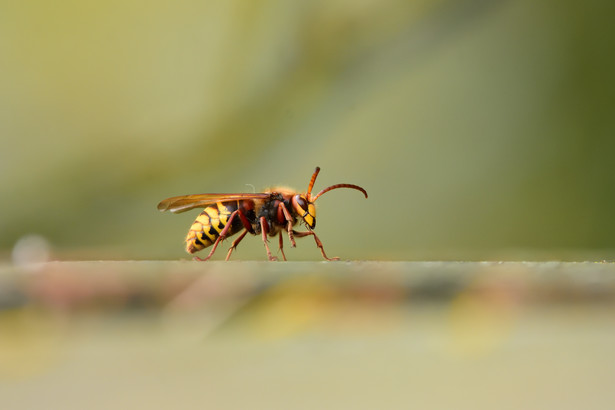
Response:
[2,0,615,261]
[1,261,614,409]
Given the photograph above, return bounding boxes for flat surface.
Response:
[1,261,615,409]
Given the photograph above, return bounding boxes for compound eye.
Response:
[296,195,308,211]
[292,195,315,228]
[291,195,314,228]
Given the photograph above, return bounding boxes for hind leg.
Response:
[225,229,249,261]
[194,211,239,261]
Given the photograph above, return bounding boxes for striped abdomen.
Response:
[185,200,255,254]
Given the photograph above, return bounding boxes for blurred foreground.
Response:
[1,261,614,409]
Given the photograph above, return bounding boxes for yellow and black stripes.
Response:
[186,201,235,253]
[185,200,259,254]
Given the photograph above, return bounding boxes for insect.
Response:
[157,167,367,261]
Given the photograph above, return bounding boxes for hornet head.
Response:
[291,167,368,229]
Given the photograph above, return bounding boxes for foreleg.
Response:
[277,202,296,247]
[292,229,340,261]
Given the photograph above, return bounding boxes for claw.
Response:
[193,255,211,262]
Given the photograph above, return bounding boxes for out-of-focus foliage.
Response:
[1,0,614,260]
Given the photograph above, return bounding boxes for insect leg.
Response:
[260,216,278,261]
[194,210,239,261]
[278,231,287,261]
[292,230,340,261]
[224,228,249,261]
[277,202,296,247]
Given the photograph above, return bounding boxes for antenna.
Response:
[312,184,368,201]
[306,167,368,202]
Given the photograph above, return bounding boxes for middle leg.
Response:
[278,231,287,261]
[260,216,277,261]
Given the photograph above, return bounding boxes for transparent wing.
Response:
[157,193,270,214]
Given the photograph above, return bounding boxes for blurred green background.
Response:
[2,0,615,261]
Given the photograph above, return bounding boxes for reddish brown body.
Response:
[157,167,367,261]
